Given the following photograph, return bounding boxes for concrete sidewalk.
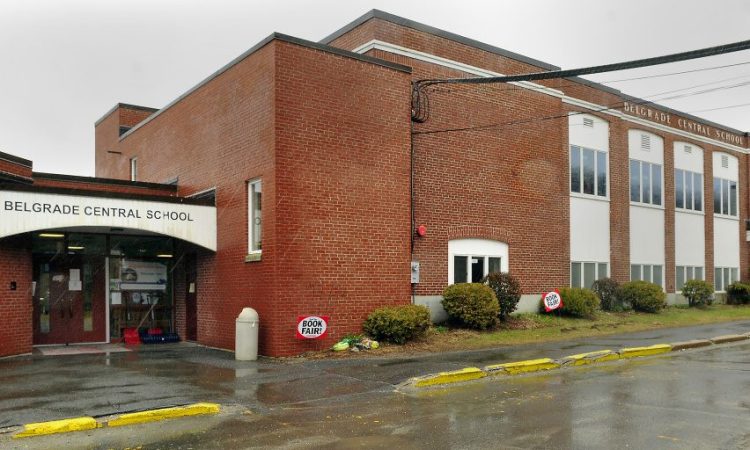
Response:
[1,320,749,428]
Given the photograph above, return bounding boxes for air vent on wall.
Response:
[641,134,651,150]
[583,117,594,128]
[721,154,729,168]
[684,145,692,154]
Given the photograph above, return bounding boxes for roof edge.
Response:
[33,172,179,191]
[0,150,33,168]
[94,102,159,127]
[118,32,411,142]
[320,9,561,72]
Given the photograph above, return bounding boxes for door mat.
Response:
[37,345,131,356]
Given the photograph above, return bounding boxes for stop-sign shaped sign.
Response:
[296,316,329,339]
[542,290,563,312]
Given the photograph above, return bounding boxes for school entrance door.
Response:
[33,254,107,345]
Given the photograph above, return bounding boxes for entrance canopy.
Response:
[1,189,216,251]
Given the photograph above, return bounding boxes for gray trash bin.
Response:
[235,307,259,361]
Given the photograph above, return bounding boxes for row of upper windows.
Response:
[570,147,738,217]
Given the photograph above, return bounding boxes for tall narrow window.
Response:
[248,180,262,253]
[570,146,606,197]
[630,160,662,205]
[130,157,138,182]
[713,177,738,217]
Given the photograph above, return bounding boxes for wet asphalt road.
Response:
[1,321,749,449]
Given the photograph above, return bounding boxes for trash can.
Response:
[235,307,259,361]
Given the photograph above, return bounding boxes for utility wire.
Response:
[413,77,750,136]
[416,39,750,87]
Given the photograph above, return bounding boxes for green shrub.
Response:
[618,281,666,313]
[482,272,521,320]
[681,279,714,307]
[556,288,600,318]
[362,305,431,344]
[726,282,750,305]
[442,283,499,330]
[591,278,622,311]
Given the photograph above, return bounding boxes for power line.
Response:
[416,39,750,88]
[413,77,750,136]
[688,102,750,114]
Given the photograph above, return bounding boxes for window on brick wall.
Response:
[630,264,663,287]
[675,169,703,211]
[630,160,662,205]
[676,265,704,291]
[714,266,738,292]
[570,146,607,197]
[571,261,608,289]
[713,177,737,217]
[129,157,138,182]
[448,239,508,284]
[248,179,262,253]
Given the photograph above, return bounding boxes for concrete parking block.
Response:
[670,339,712,351]
[484,358,560,375]
[709,334,749,344]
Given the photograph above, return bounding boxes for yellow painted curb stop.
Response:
[619,344,672,358]
[411,367,487,387]
[13,417,99,439]
[560,350,620,366]
[484,358,560,375]
[108,403,221,427]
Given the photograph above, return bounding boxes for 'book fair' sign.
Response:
[542,290,563,312]
[296,316,329,339]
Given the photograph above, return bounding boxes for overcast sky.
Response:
[1,0,748,176]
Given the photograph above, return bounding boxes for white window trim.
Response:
[570,261,609,289]
[247,179,262,255]
[675,265,705,293]
[712,176,739,219]
[447,239,509,285]
[451,254,504,284]
[714,266,739,293]
[630,263,665,289]
[629,159,664,207]
[569,145,609,200]
[674,168,704,213]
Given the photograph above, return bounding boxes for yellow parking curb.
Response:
[13,417,99,439]
[107,403,220,427]
[411,367,487,387]
[484,358,560,375]
[619,344,672,358]
[561,350,620,366]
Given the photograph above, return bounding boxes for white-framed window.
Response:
[448,239,509,284]
[248,179,262,253]
[713,177,737,217]
[630,264,663,286]
[130,157,138,182]
[675,169,703,211]
[630,160,662,205]
[571,261,608,289]
[676,265,704,291]
[570,146,607,197]
[453,255,502,283]
[714,266,738,292]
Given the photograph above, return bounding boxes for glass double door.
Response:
[33,254,106,345]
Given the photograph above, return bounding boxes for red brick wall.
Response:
[119,107,155,128]
[0,236,32,357]
[273,41,412,355]
[0,158,32,181]
[32,176,176,197]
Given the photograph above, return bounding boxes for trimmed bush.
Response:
[726,282,750,305]
[681,279,714,307]
[482,272,521,320]
[591,278,622,311]
[558,288,600,318]
[363,305,431,344]
[618,281,667,313]
[442,283,499,330]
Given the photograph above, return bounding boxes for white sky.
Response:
[1,0,748,176]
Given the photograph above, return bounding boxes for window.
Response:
[248,180,262,253]
[676,265,704,291]
[630,160,662,205]
[453,255,502,283]
[714,266,738,292]
[675,169,703,211]
[713,177,737,217]
[570,146,607,197]
[129,157,138,182]
[630,264,663,286]
[571,262,608,288]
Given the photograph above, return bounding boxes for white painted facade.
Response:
[713,152,740,275]
[629,130,665,285]
[569,114,610,268]
[674,142,705,270]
